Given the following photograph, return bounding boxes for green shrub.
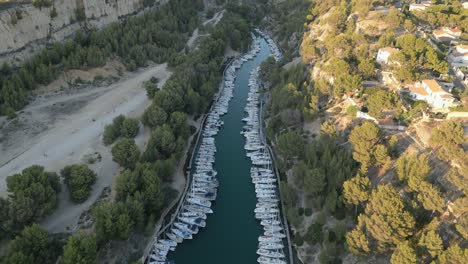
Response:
[293,233,304,247]
[346,105,358,117]
[61,164,97,203]
[305,222,323,245]
[298,207,305,215]
[121,118,140,138]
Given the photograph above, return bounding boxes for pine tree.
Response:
[343,173,371,208]
[363,185,415,249]
[19,68,35,90]
[418,230,443,259]
[416,181,445,213]
[447,168,468,195]
[2,79,27,110]
[373,144,391,169]
[320,120,337,137]
[111,139,140,169]
[437,244,468,264]
[346,224,370,255]
[455,213,468,240]
[63,232,97,264]
[430,121,466,164]
[396,153,430,191]
[349,121,381,171]
[304,168,326,196]
[34,63,52,85]
[388,135,398,157]
[142,103,168,129]
[391,241,417,264]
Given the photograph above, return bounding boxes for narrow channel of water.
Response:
[170,38,272,264]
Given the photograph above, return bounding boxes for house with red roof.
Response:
[433,27,462,42]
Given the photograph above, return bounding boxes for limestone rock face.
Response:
[0,0,148,64]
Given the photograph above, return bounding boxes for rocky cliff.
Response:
[0,0,158,65]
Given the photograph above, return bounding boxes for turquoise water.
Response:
[169,38,272,264]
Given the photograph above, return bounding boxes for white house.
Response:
[449,45,468,67]
[376,47,399,65]
[409,1,432,11]
[433,27,462,42]
[408,79,455,108]
[463,2,468,9]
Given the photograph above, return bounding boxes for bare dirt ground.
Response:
[0,63,172,232]
[187,9,225,49]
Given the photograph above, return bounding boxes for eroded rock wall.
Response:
[0,0,148,65]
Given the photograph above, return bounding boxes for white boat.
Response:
[171,227,192,240]
[174,222,199,235]
[180,211,207,220]
[258,256,287,264]
[158,239,177,247]
[178,216,206,228]
[255,213,277,220]
[256,249,285,258]
[258,235,282,243]
[187,197,211,208]
[264,230,287,239]
[264,225,283,232]
[261,219,281,226]
[184,204,213,214]
[255,207,279,214]
[258,242,284,250]
[166,232,183,243]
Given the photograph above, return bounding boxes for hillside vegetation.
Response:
[261,0,468,263]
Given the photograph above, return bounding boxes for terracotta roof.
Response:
[433,30,447,36]
[409,85,429,96]
[379,47,399,53]
[422,79,445,93]
[445,28,462,34]
[436,36,455,42]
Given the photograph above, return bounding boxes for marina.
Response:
[144,31,288,264]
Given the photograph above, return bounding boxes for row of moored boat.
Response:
[147,32,270,264]
[242,35,287,264]
[255,28,282,61]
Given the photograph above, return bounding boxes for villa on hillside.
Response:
[409,1,432,11]
[449,44,468,67]
[433,27,462,42]
[376,47,399,65]
[408,79,455,108]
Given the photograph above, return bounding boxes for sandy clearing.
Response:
[0,63,171,232]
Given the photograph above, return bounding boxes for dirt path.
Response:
[187,10,225,49]
[0,63,171,232]
[203,10,225,26]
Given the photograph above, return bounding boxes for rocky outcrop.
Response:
[0,0,153,65]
